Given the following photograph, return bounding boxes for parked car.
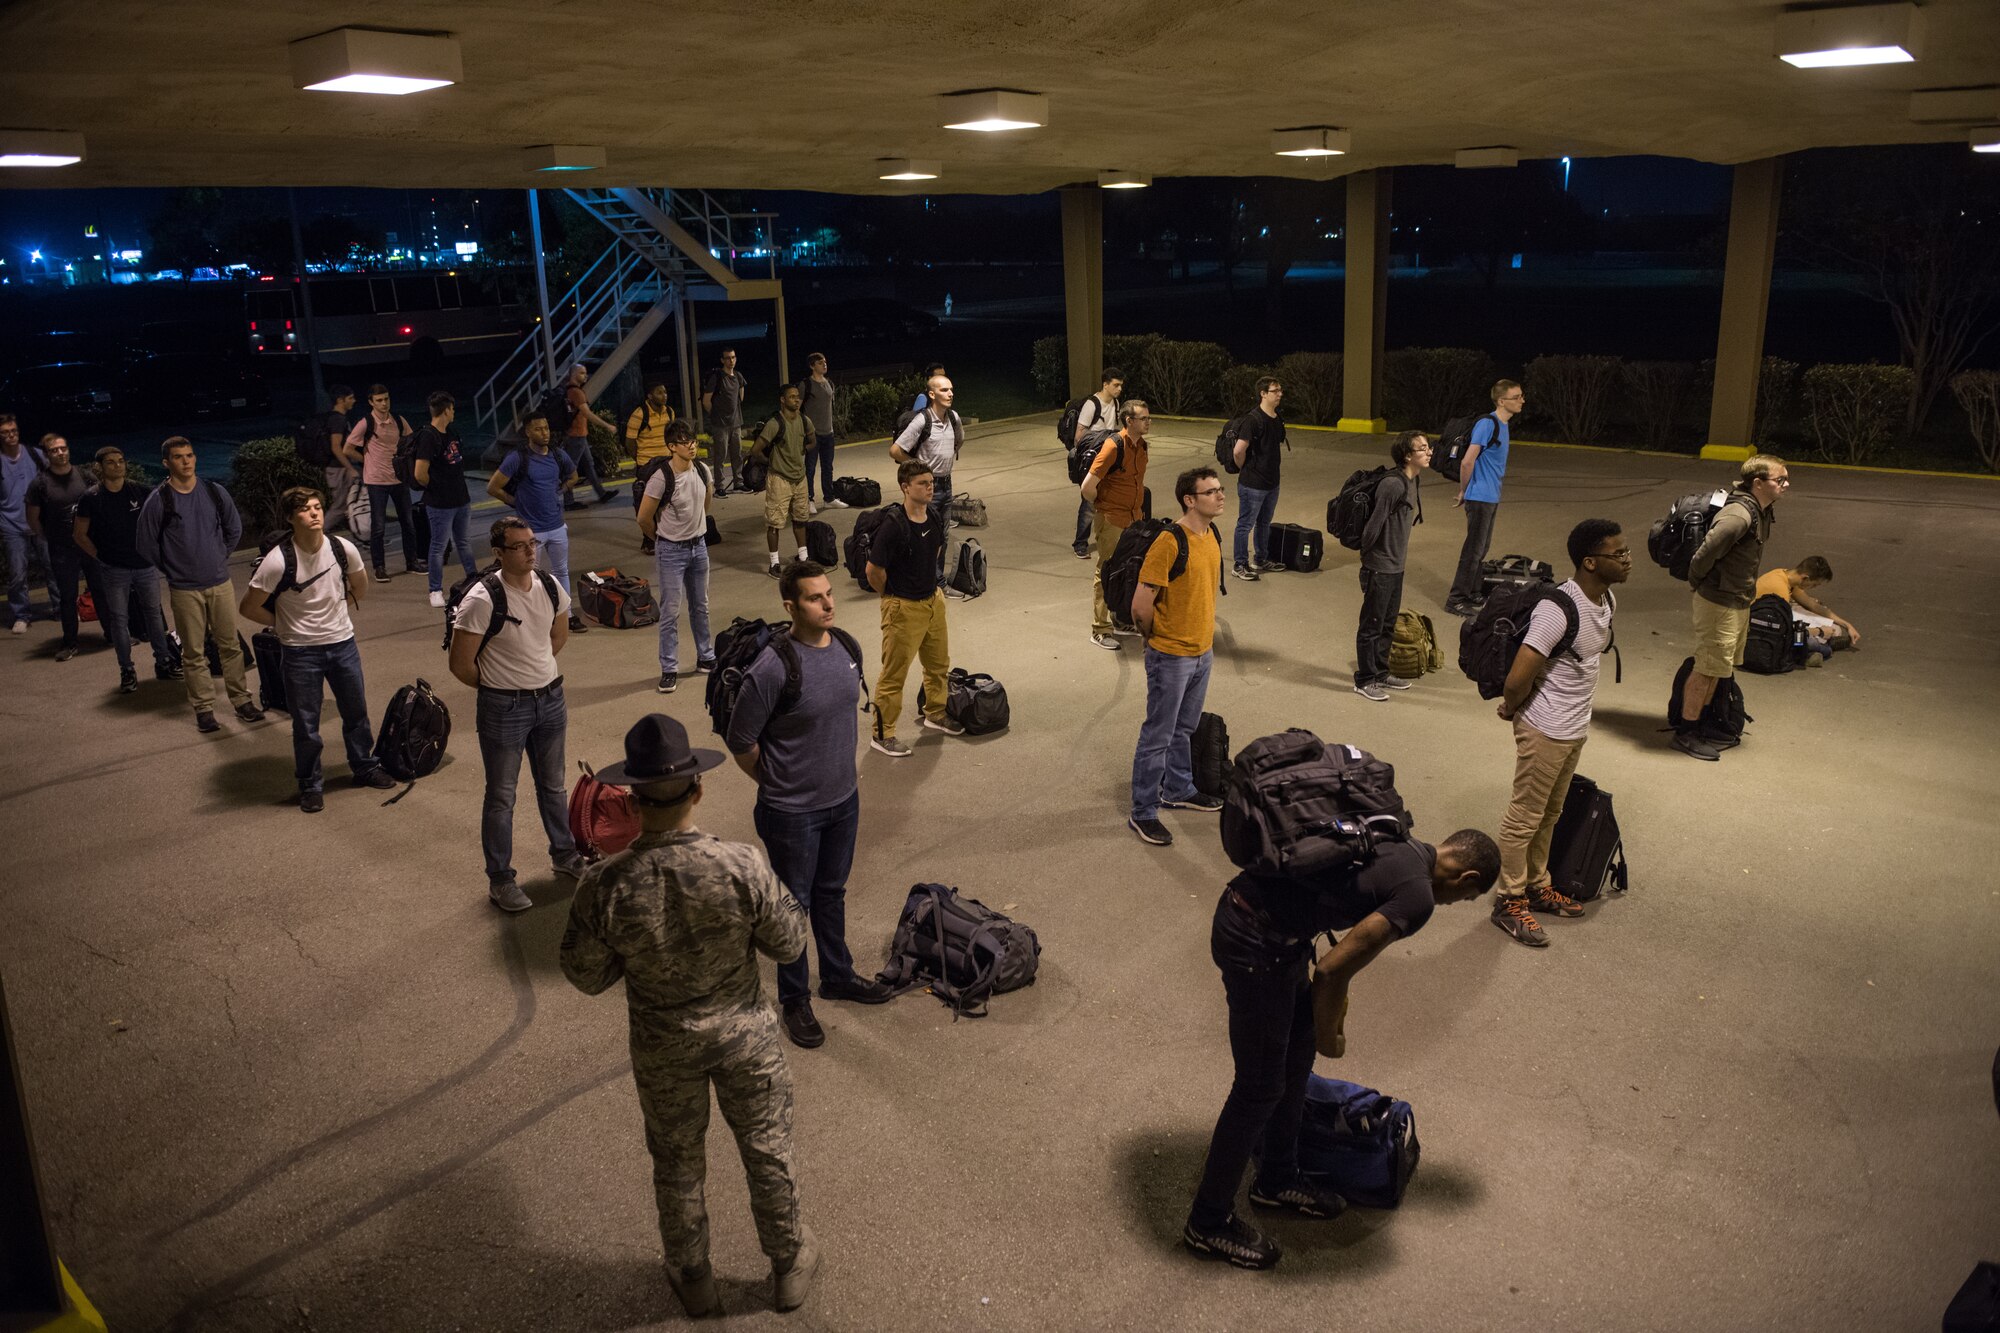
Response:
[122,353,272,419]
[0,361,120,427]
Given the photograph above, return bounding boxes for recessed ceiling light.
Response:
[1098,170,1151,190]
[525,144,605,172]
[1455,146,1521,169]
[0,130,83,167]
[290,27,462,95]
[1912,88,2000,124]
[1775,3,1923,68]
[1271,127,1350,158]
[1972,127,2000,154]
[877,158,940,181]
[939,90,1048,132]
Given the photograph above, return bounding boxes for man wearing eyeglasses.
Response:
[1676,454,1787,762]
[1444,379,1525,618]
[449,515,585,912]
[1489,519,1628,948]
[1082,399,1151,651]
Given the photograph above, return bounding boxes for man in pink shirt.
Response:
[345,383,426,581]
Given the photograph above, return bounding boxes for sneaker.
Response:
[55,643,78,662]
[373,566,392,583]
[1384,675,1417,690]
[1129,816,1173,846]
[1443,600,1478,618]
[119,667,139,694]
[1527,885,1587,919]
[826,497,849,509]
[773,1226,820,1311]
[599,487,621,502]
[870,735,912,758]
[1696,724,1742,752]
[1672,730,1721,761]
[1248,1174,1347,1219]
[948,516,962,529]
[158,662,184,681]
[488,879,532,913]
[1259,559,1288,574]
[657,671,678,694]
[568,614,589,633]
[693,658,716,674]
[1091,632,1121,651]
[1073,545,1093,560]
[820,976,896,1004]
[1231,562,1261,582]
[767,563,781,579]
[353,768,398,790]
[1491,895,1550,947]
[299,789,325,814]
[1160,791,1224,812]
[809,500,822,515]
[235,701,266,723]
[408,559,428,574]
[921,712,965,736]
[781,1001,825,1049]
[665,1262,722,1319]
[1181,1214,1281,1270]
[195,710,221,733]
[428,590,447,609]
[8,620,24,635]
[1353,682,1390,702]
[553,852,589,879]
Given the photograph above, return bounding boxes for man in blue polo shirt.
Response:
[488,413,588,634]
[1444,379,1524,617]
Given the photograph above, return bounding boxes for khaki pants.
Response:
[1499,717,1587,897]
[1691,592,1749,678]
[168,581,252,715]
[875,591,949,739]
[1090,511,1128,636]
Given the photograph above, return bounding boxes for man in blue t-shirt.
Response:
[488,413,587,633]
[1444,379,1525,617]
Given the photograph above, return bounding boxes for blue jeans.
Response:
[47,542,102,647]
[754,791,863,1007]
[535,526,571,603]
[654,536,713,672]
[476,682,574,883]
[1233,483,1278,567]
[807,432,836,501]
[2,528,52,624]
[1074,497,1094,551]
[928,473,954,587]
[96,564,173,673]
[1131,647,1212,820]
[426,504,478,593]
[564,435,611,500]
[281,636,377,793]
[365,482,418,571]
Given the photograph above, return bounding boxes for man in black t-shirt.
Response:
[72,445,176,691]
[1183,825,1500,1270]
[26,435,99,661]
[864,460,959,758]
[412,390,478,607]
[322,384,359,532]
[1229,377,1288,581]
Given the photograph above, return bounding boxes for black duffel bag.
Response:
[876,883,1040,1018]
[917,667,1009,735]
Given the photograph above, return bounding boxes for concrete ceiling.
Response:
[5,0,2000,195]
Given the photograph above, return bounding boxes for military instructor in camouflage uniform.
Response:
[560,714,820,1317]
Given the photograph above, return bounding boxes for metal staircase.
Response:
[469,186,785,449]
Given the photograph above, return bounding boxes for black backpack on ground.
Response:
[252,628,287,713]
[533,386,575,439]
[1329,466,1396,550]
[832,476,881,507]
[1221,730,1410,878]
[805,518,838,567]
[917,668,1010,735]
[1545,773,1629,903]
[844,503,902,588]
[1740,593,1802,675]
[704,617,868,738]
[1269,523,1323,572]
[1213,414,1247,475]
[1101,519,1226,627]
[1648,489,1736,581]
[441,566,562,656]
[875,883,1040,1018]
[1432,412,1498,484]
[1459,583,1615,701]
[293,418,333,469]
[1668,655,1750,745]
[373,678,450,799]
[1192,712,1231,800]
[948,538,986,598]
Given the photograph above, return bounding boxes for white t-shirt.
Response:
[453,573,571,690]
[642,460,710,542]
[894,410,958,477]
[1077,393,1118,442]
[1519,580,1615,742]
[248,536,364,648]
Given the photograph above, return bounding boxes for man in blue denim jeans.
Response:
[448,515,585,911]
[726,558,895,1050]
[1128,466,1229,847]
[0,414,51,632]
[1229,377,1287,582]
[489,414,587,635]
[73,445,178,692]
[412,390,480,609]
[240,487,396,813]
[635,420,716,694]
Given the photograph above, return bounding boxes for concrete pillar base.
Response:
[1336,417,1388,434]
[1699,444,1754,462]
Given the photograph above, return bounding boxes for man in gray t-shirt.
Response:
[726,559,894,1049]
[1489,518,1629,949]
[700,348,748,492]
[1354,431,1430,699]
[799,353,840,510]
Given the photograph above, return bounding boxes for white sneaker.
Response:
[809,500,822,515]
[826,497,849,509]
[428,590,447,609]
[9,621,24,635]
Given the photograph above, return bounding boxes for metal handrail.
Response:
[470,244,658,440]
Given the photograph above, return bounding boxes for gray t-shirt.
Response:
[800,376,836,435]
[704,369,746,428]
[1519,580,1614,741]
[894,410,959,477]
[642,460,711,543]
[723,632,864,813]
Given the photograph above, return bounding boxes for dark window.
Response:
[394,276,441,312]
[245,291,293,320]
[311,278,374,317]
[370,278,396,313]
[435,275,461,309]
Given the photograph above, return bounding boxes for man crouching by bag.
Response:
[1182,827,1499,1269]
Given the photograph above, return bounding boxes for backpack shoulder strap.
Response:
[771,634,805,712]
[828,626,872,707]
[1168,523,1191,583]
[330,536,357,601]
[534,569,561,610]
[475,573,513,659]
[1207,521,1228,595]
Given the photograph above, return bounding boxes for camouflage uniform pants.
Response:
[634,1015,801,1270]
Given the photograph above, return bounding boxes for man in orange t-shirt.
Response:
[561,362,619,508]
[1083,399,1151,650]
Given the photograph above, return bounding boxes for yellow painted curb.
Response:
[1335,417,1388,433]
[26,1264,107,1333]
[1699,444,1755,462]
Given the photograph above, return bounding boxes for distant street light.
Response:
[1562,156,1573,191]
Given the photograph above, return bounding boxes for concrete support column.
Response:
[1337,169,1391,434]
[1060,185,1104,401]
[1704,157,1783,461]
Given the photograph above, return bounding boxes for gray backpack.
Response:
[875,883,1040,1018]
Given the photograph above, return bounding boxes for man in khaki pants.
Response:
[1489,518,1629,948]
[864,461,961,758]
[135,437,263,733]
[1082,400,1151,651]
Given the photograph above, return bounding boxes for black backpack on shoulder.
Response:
[705,617,868,739]
[844,503,902,588]
[1432,412,1497,484]
[534,386,575,439]
[1101,519,1226,627]
[1068,428,1120,486]
[1213,414,1247,475]
[1460,583,1593,701]
[875,883,1040,1018]
[1329,466,1395,550]
[441,566,561,654]
[293,417,333,469]
[1056,397,1086,448]
[1221,730,1410,878]
[373,678,451,800]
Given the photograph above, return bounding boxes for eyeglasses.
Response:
[1591,548,1633,561]
[500,539,543,553]
[1194,486,1226,498]
[1763,476,1792,487]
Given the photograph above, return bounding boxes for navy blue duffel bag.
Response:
[1297,1075,1420,1209]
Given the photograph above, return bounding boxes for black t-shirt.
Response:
[1239,409,1287,490]
[1232,839,1437,942]
[26,467,90,546]
[868,505,945,600]
[323,410,351,462]
[413,425,470,507]
[75,481,153,568]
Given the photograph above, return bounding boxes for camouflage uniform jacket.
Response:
[559,828,808,1042]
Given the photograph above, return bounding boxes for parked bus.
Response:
[243,267,536,367]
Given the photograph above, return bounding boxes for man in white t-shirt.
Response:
[1070,367,1123,558]
[238,487,394,813]
[448,514,586,912]
[634,420,716,694]
[1489,518,1629,948]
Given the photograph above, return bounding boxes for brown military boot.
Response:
[667,1260,721,1318]
[773,1226,819,1312]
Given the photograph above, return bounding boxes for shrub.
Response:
[1620,361,1699,451]
[1105,334,1163,403]
[587,420,622,477]
[1141,339,1231,415]
[229,436,322,539]
[845,378,902,436]
[1031,332,1166,406]
[1524,354,1623,444]
[1218,364,1273,416]
[1381,347,1497,431]
[1274,352,1343,426]
[1949,369,2000,472]
[831,383,855,437]
[1801,363,1913,465]
[1031,336,1068,404]
[1693,356,1800,448]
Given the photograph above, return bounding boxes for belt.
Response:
[1225,886,1303,947]
[660,535,703,546]
[480,675,563,699]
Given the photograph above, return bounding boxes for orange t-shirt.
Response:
[1139,521,1221,657]
[1087,431,1149,528]
[1754,568,1799,603]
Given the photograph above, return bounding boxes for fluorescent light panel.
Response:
[877,158,940,181]
[939,90,1047,132]
[1775,3,1924,68]
[291,27,462,95]
[1972,128,2000,153]
[1455,145,1520,169]
[525,144,605,172]
[0,130,84,167]
[1271,126,1350,158]
[1098,170,1150,189]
